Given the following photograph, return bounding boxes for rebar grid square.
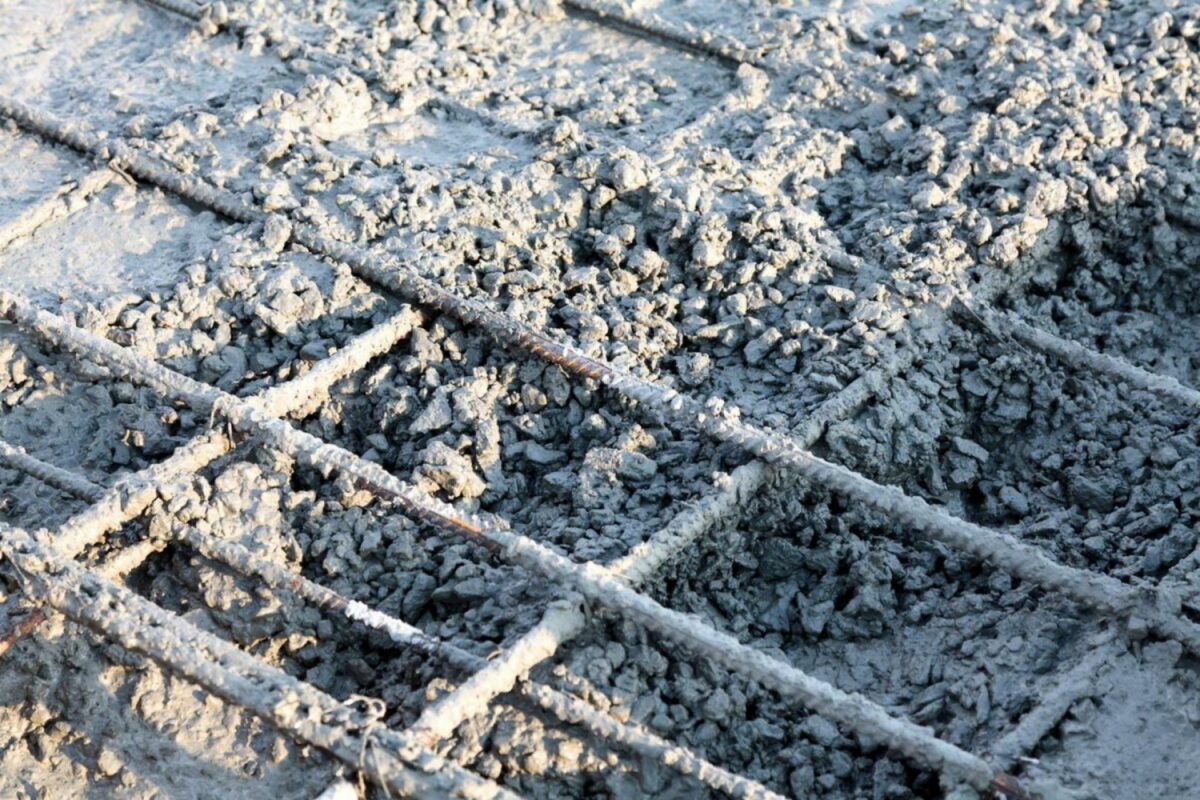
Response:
[0,293,786,798]
[3,3,1200,797]
[0,89,1190,797]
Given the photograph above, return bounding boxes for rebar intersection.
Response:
[5,3,1200,795]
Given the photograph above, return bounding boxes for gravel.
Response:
[3,0,1200,798]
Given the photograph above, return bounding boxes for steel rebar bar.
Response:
[2,442,784,800]
[0,522,515,800]
[0,167,114,252]
[560,0,764,70]
[0,289,1001,791]
[959,302,1200,409]
[411,346,917,746]
[988,635,1121,771]
[0,99,1139,638]
[0,308,419,660]
[50,307,420,559]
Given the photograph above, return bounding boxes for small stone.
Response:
[744,328,782,365]
[701,689,731,721]
[999,486,1029,516]
[522,749,549,775]
[758,538,807,580]
[96,748,121,778]
[1117,446,1146,470]
[615,451,657,483]
[523,442,566,466]
[801,600,833,636]
[802,715,840,746]
[677,352,711,386]
[418,441,486,499]
[1152,444,1181,468]
[1090,178,1119,207]
[262,216,292,253]
[1147,12,1173,40]
[972,216,993,245]
[299,340,330,361]
[911,183,946,210]
[611,159,647,193]
[790,766,816,796]
[434,576,490,602]
[952,437,989,462]
[403,574,437,618]
[549,118,579,144]
[563,267,599,290]
[691,240,725,269]
[1070,474,1119,513]
[823,285,856,306]
[410,392,453,434]
[521,383,548,409]
[605,642,626,669]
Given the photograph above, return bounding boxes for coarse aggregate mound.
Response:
[2,0,1200,798]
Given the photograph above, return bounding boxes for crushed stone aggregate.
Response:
[3,0,1200,798]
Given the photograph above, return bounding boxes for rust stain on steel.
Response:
[0,608,47,658]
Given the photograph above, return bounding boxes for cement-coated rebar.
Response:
[0,167,114,252]
[0,290,1000,791]
[286,206,1142,628]
[50,430,231,559]
[48,307,420,559]
[0,308,418,661]
[0,461,160,659]
[0,438,106,501]
[0,98,1127,632]
[0,98,262,224]
[961,302,1200,409]
[613,345,915,584]
[136,0,374,78]
[413,345,917,746]
[560,0,764,70]
[1,442,785,800]
[138,0,204,20]
[988,635,1121,771]
[1,99,1154,790]
[408,602,587,742]
[0,529,162,658]
[0,522,515,800]
[183,525,788,800]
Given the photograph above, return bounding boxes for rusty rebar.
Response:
[0,522,514,800]
[411,345,917,748]
[0,290,1000,791]
[2,443,784,800]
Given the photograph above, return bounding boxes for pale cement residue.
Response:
[2,0,1200,797]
